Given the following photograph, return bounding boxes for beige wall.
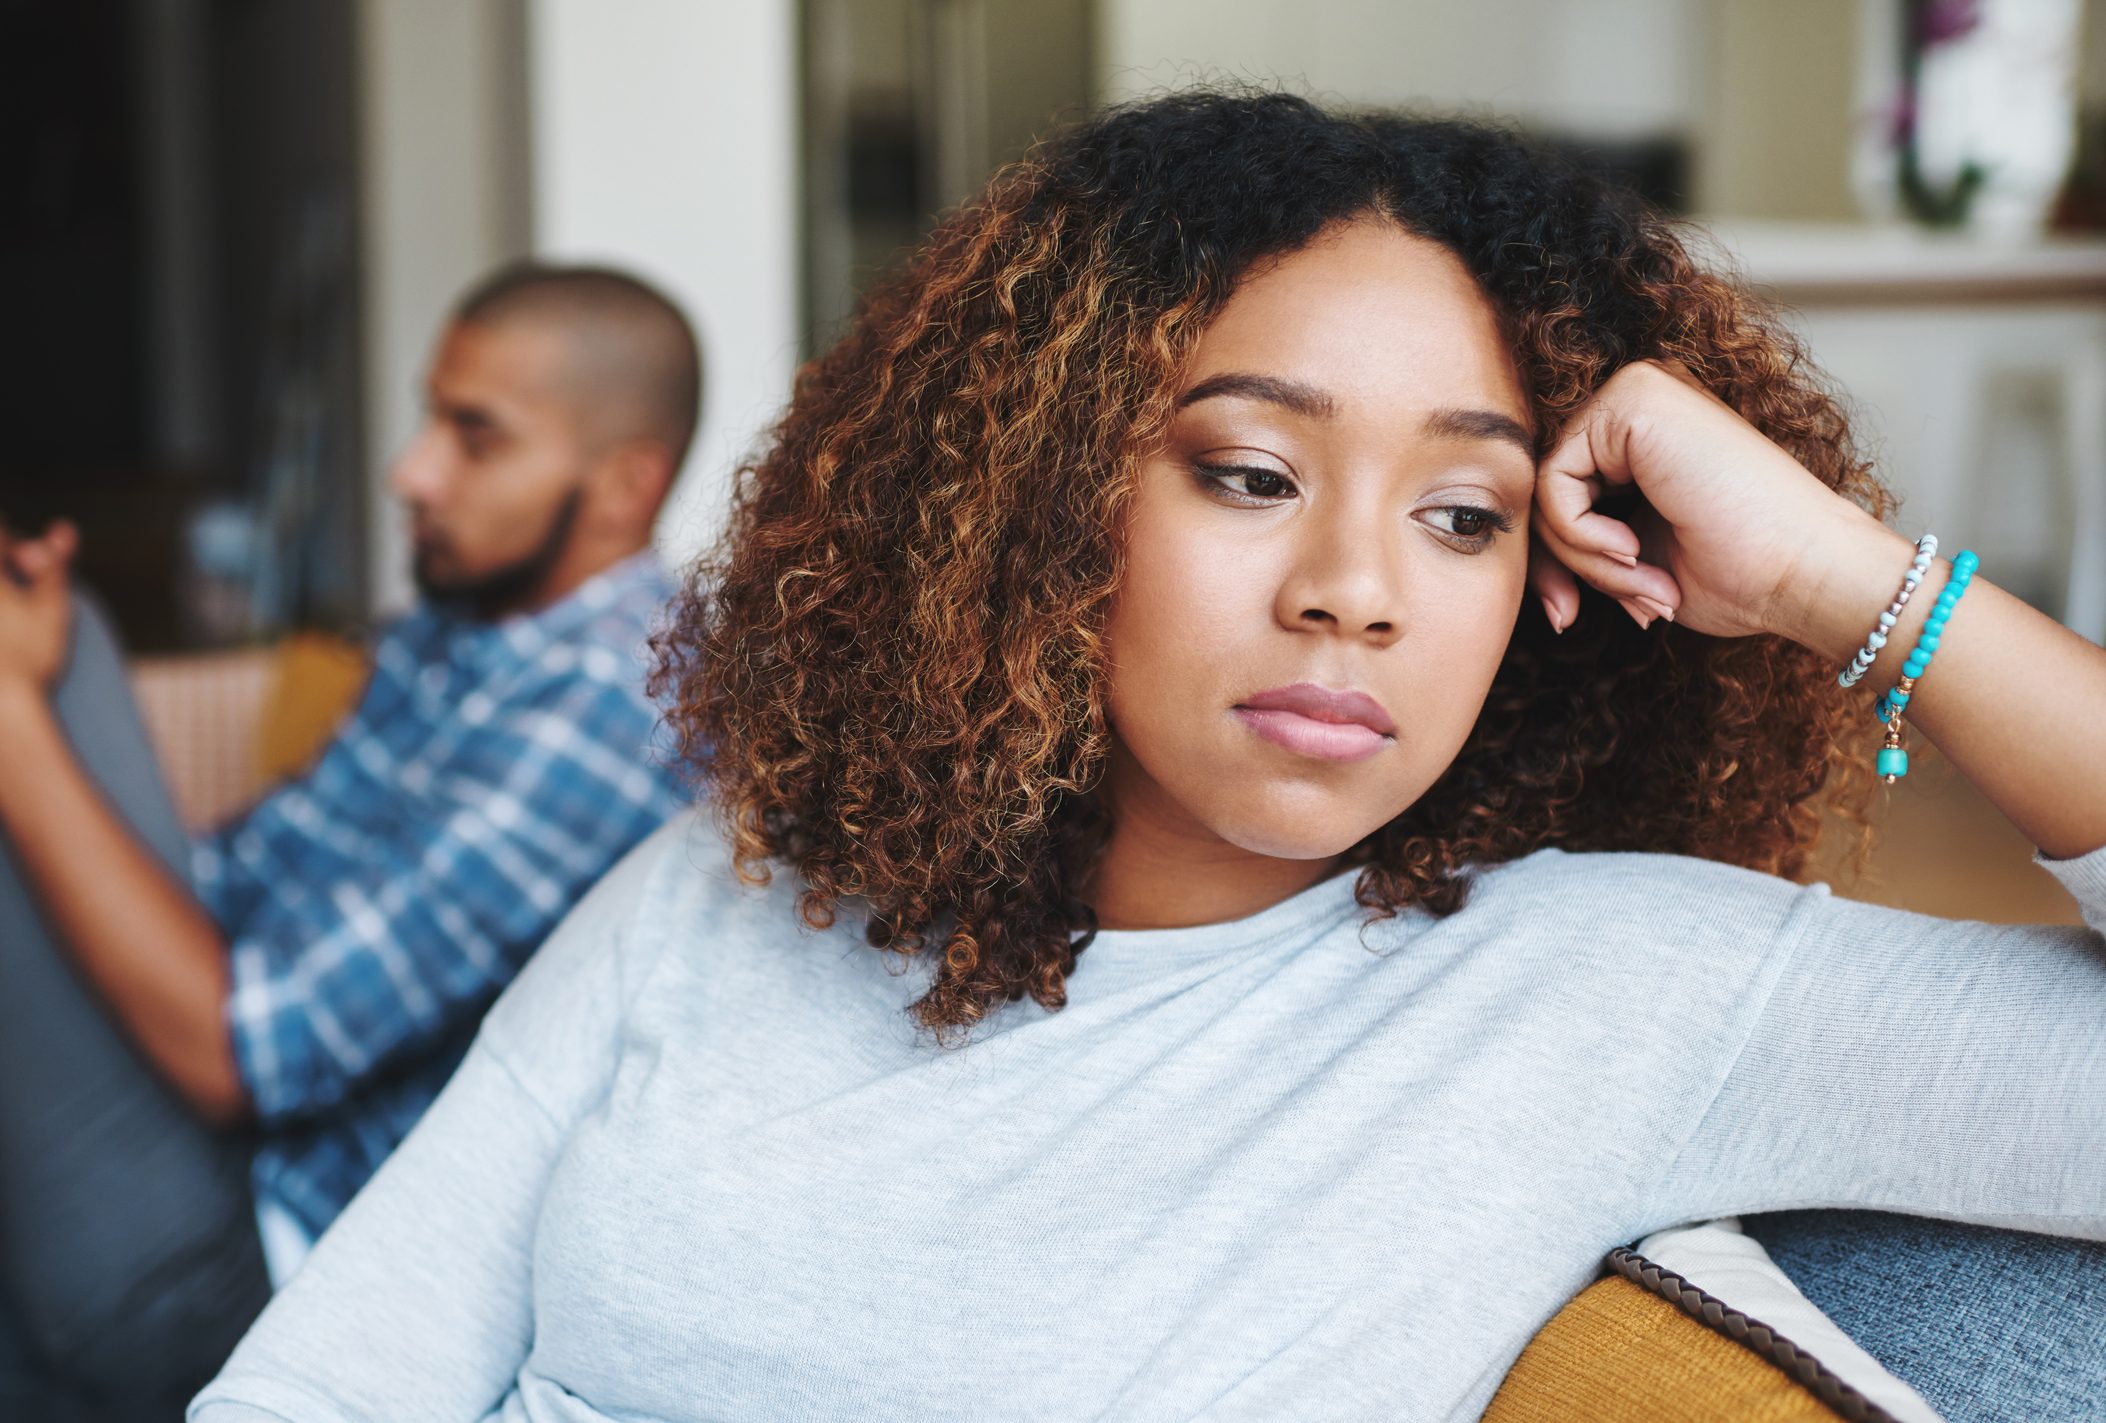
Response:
[355,0,534,616]
[1696,0,1860,218]
[980,0,1095,173]
[1096,0,2105,222]
[528,0,801,563]
[1096,0,1707,139]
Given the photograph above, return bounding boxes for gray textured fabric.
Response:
[193,810,2106,1423]
[1,594,271,1421]
[1745,1208,2106,1421]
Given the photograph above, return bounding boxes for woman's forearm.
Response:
[1785,512,2106,860]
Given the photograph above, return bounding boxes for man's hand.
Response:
[0,519,79,695]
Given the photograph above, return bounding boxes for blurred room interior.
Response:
[3,0,2101,921]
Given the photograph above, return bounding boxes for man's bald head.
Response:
[452,262,703,472]
[388,264,701,620]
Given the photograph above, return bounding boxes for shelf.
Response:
[1687,218,2106,304]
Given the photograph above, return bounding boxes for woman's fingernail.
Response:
[1541,596,1564,634]
[1605,550,1639,568]
[1622,600,1652,630]
[1637,596,1675,623]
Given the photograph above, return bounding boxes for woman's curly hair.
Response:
[653,89,1890,1042]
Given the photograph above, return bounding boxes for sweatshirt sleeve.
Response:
[187,819,686,1423]
[1646,842,2106,1240]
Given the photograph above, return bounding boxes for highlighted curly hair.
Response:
[652,90,1889,1042]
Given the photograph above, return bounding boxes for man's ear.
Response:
[586,439,676,533]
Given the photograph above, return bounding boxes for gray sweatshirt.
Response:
[191,810,2106,1422]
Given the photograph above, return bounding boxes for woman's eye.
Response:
[1195,462,1297,504]
[1421,505,1514,548]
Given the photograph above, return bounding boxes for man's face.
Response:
[388,319,592,613]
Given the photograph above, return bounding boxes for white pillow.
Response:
[1634,1217,1945,1423]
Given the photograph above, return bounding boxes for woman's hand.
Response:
[1530,358,2106,859]
[1528,359,1894,643]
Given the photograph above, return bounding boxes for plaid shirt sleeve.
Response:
[222,665,684,1126]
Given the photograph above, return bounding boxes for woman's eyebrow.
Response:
[1176,376,1535,460]
[1420,406,1535,460]
[1176,372,1335,419]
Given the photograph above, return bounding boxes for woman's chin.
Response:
[1207,807,1391,863]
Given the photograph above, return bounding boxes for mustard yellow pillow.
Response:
[1484,1247,1898,1423]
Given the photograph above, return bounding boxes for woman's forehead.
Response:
[1186,219,1530,431]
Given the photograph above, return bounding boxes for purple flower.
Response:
[1885,93,1917,149]
[1916,0,1983,48]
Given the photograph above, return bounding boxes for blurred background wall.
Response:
[1,0,803,641]
[2,0,2102,914]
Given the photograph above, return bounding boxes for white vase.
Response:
[1851,0,2083,238]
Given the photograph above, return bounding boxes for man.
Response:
[0,263,700,1420]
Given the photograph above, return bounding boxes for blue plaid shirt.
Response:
[191,552,688,1239]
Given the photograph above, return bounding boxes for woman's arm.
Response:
[1643,863,2106,1236]
[188,819,677,1421]
[1531,359,2106,860]
[1781,517,2106,859]
[190,1042,562,1422]
[1530,361,2106,1238]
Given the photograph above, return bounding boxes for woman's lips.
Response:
[1233,708,1389,760]
[1232,682,1397,762]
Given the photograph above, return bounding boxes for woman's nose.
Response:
[1274,510,1406,646]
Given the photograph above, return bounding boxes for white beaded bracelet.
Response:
[1838,533,1937,688]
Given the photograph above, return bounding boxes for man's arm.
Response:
[219,665,681,1126]
[0,524,245,1122]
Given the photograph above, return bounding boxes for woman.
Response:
[191,91,2105,1421]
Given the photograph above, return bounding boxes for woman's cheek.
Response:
[1117,492,1269,651]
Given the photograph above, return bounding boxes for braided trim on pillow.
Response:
[1605,1246,1901,1423]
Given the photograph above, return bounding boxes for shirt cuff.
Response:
[2031,840,2106,929]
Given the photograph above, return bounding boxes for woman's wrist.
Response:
[1771,511,1930,667]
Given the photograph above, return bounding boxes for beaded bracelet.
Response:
[1838,534,1937,688]
[1872,549,1979,783]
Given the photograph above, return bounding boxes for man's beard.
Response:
[413,487,583,621]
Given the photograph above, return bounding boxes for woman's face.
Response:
[1102,216,1536,863]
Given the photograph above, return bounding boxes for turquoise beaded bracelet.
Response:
[1872,549,1978,783]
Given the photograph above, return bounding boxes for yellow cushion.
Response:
[255,631,370,783]
[129,647,278,831]
[129,633,369,831]
[1484,1274,1848,1423]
